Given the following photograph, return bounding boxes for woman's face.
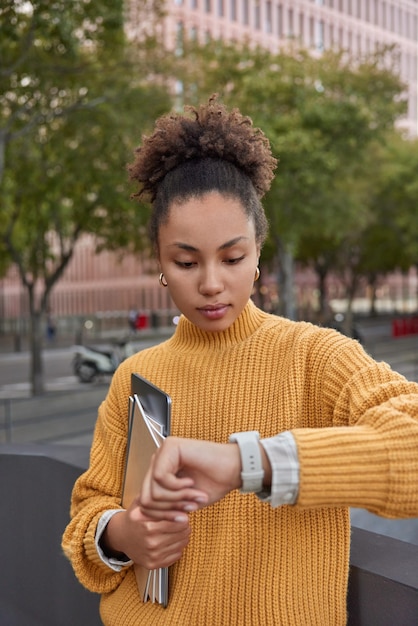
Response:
[158,191,260,332]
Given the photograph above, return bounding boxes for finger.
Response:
[151,484,209,505]
[147,519,191,536]
[143,459,208,507]
[139,489,208,510]
[142,454,194,500]
[150,442,196,490]
[139,522,192,568]
[139,502,194,522]
[153,469,195,491]
[145,544,188,569]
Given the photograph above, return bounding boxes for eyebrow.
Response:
[170,236,249,252]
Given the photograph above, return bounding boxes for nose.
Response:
[198,264,223,296]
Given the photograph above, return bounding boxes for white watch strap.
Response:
[229,430,264,493]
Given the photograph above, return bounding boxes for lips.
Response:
[197,304,230,320]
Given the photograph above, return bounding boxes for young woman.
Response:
[62,96,418,626]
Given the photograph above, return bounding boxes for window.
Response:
[266,1,272,33]
[299,13,305,41]
[255,2,260,29]
[316,19,324,50]
[175,21,184,56]
[288,8,294,36]
[390,4,394,32]
[243,0,249,25]
[309,16,315,46]
[230,0,237,20]
[277,3,282,37]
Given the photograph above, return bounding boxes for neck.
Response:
[169,300,269,352]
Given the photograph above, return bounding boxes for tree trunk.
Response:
[368,275,378,316]
[342,274,358,337]
[315,264,329,323]
[276,237,296,320]
[28,293,45,395]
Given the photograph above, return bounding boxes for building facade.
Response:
[126,0,418,135]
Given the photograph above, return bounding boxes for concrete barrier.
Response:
[1,445,417,625]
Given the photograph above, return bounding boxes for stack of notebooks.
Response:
[121,374,171,607]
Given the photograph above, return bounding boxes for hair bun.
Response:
[128,94,277,202]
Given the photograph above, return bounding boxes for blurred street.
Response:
[0,335,169,392]
[0,331,173,446]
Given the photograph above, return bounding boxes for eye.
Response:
[224,255,245,265]
[175,261,195,268]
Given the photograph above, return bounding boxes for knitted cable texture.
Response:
[62,300,418,626]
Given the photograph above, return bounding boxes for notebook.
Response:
[121,374,171,607]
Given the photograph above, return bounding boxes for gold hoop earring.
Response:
[254,267,260,281]
[159,272,168,287]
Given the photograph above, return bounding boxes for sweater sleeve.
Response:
[62,363,132,594]
[292,337,418,518]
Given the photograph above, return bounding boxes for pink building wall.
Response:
[129,0,417,136]
[1,235,175,320]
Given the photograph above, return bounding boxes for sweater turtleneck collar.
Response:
[167,299,270,353]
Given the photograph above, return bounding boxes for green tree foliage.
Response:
[371,134,418,266]
[359,135,418,314]
[298,133,418,326]
[0,0,170,393]
[176,40,407,319]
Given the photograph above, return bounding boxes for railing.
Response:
[348,527,418,625]
[1,445,417,626]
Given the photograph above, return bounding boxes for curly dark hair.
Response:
[128,95,277,250]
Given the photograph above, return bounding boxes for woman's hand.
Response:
[139,437,242,520]
[101,499,191,569]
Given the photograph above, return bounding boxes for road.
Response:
[0,335,171,447]
[0,347,74,387]
[0,336,170,394]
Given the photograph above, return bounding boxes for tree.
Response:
[0,0,170,394]
[173,40,407,318]
[361,134,418,313]
[298,132,418,326]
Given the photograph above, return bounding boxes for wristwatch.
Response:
[229,430,265,493]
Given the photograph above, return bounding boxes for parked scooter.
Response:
[72,339,136,383]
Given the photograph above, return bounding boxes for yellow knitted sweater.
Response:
[62,301,418,626]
